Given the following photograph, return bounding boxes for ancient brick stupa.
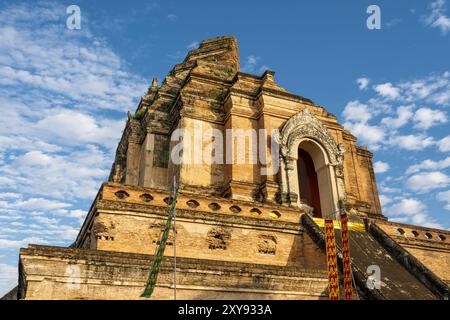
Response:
[17,36,449,300]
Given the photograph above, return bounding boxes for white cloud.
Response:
[406,156,450,174]
[8,198,71,211]
[0,2,146,210]
[406,171,450,192]
[410,213,444,229]
[344,122,385,149]
[374,161,390,173]
[367,98,393,114]
[34,109,124,149]
[381,105,413,129]
[374,82,401,99]
[424,0,450,35]
[16,151,53,167]
[53,209,86,220]
[0,177,16,188]
[0,147,109,200]
[343,73,450,229]
[167,13,177,21]
[0,263,17,297]
[0,193,21,200]
[400,73,450,104]
[379,194,393,206]
[258,65,271,74]
[384,197,443,229]
[0,36,145,112]
[186,41,199,50]
[0,237,48,249]
[388,134,435,151]
[386,198,425,216]
[342,100,372,123]
[413,107,447,130]
[0,2,146,113]
[356,77,370,90]
[386,18,401,28]
[342,101,385,149]
[431,86,450,105]
[241,55,261,73]
[380,185,402,193]
[32,216,60,225]
[438,135,450,152]
[437,190,450,210]
[0,3,148,276]
[0,222,80,243]
[0,132,61,154]
[369,73,450,106]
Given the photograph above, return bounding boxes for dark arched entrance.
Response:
[297,148,322,218]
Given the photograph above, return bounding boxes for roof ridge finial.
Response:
[151,77,158,89]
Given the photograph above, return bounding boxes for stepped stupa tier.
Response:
[13,36,450,300]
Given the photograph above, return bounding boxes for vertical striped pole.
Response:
[340,211,353,300]
[173,177,177,301]
[324,219,340,300]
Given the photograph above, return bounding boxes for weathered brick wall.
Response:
[19,245,328,300]
[108,35,383,217]
[92,208,326,269]
[375,221,450,284]
[406,247,450,284]
[23,36,450,301]
[76,183,327,270]
[178,118,224,193]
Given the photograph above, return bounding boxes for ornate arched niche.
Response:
[278,109,346,219]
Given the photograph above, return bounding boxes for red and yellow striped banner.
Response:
[340,211,353,300]
[324,219,340,300]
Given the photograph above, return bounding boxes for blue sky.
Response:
[0,0,449,295]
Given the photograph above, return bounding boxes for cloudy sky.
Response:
[0,0,449,295]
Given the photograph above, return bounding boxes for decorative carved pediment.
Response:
[278,108,347,206]
[279,108,343,166]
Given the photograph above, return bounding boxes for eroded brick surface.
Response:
[15,36,450,300]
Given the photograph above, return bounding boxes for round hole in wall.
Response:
[411,230,419,237]
[424,232,433,239]
[114,190,129,199]
[438,234,446,241]
[186,199,200,208]
[164,197,174,205]
[396,228,405,236]
[250,208,262,217]
[269,210,281,219]
[208,203,221,211]
[140,193,154,202]
[229,205,242,214]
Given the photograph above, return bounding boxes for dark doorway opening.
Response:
[297,148,322,218]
